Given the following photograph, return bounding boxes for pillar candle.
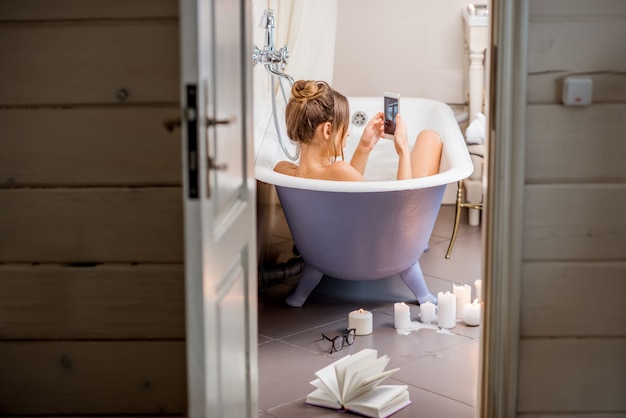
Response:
[393,302,412,330]
[420,301,437,324]
[474,279,483,302]
[437,291,456,329]
[462,299,481,326]
[348,308,373,335]
[453,284,472,319]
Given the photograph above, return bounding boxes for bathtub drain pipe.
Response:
[259,256,304,285]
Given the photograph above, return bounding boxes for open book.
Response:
[306,348,411,418]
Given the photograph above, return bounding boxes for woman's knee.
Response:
[416,129,442,146]
[411,129,443,178]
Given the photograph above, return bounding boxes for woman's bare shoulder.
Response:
[274,160,364,181]
[326,161,365,181]
[274,161,297,175]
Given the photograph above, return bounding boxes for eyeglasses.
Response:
[321,328,356,354]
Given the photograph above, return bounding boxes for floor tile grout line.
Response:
[265,395,309,415]
[261,316,354,341]
[389,377,477,409]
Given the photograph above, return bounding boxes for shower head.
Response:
[259,9,275,29]
[259,9,276,52]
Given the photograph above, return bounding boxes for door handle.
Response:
[208,157,228,171]
[208,116,235,126]
[164,113,233,132]
[207,116,234,172]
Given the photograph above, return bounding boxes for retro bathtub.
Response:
[255,97,473,307]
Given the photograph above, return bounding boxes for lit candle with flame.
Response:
[348,308,373,335]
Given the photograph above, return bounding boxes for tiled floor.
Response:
[258,204,483,418]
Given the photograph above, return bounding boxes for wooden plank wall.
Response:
[518,0,626,416]
[0,1,187,415]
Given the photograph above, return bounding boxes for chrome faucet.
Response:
[252,9,294,85]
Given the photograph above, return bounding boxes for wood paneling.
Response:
[0,23,179,106]
[517,338,626,413]
[0,0,186,414]
[527,0,626,106]
[0,264,184,339]
[527,72,626,104]
[521,262,626,337]
[523,184,626,261]
[0,188,183,263]
[526,104,626,182]
[0,0,178,21]
[527,17,626,74]
[520,3,626,415]
[0,107,182,186]
[0,341,186,415]
[529,0,626,16]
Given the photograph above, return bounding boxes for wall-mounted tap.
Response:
[252,9,294,85]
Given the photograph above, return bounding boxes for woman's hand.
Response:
[393,114,410,156]
[350,112,384,175]
[393,114,412,180]
[358,111,384,151]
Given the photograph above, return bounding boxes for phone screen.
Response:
[384,96,399,136]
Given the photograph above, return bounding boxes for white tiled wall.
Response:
[333,0,481,103]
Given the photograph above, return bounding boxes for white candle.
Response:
[437,291,456,329]
[474,279,483,302]
[462,299,482,326]
[348,308,373,335]
[420,301,437,324]
[393,302,412,330]
[453,284,472,319]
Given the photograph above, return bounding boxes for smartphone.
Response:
[383,92,400,140]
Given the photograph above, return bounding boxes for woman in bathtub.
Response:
[274,80,443,181]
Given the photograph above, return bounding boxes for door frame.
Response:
[480,0,528,415]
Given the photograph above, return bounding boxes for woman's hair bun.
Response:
[291,80,327,103]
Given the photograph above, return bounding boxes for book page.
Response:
[342,355,390,400]
[346,385,410,418]
[313,356,348,402]
[342,367,400,404]
[334,348,378,394]
[306,387,342,410]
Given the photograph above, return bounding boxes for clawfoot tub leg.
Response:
[285,263,324,307]
[399,262,437,305]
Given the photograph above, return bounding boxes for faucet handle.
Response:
[277,45,290,70]
[281,45,290,62]
[252,45,262,64]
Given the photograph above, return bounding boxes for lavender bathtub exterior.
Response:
[276,185,445,307]
[255,97,473,307]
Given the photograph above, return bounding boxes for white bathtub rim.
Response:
[256,164,471,193]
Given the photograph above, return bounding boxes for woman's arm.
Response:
[349,112,384,175]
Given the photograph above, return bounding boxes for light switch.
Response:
[562,76,593,106]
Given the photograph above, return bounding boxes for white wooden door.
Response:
[180,0,257,417]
